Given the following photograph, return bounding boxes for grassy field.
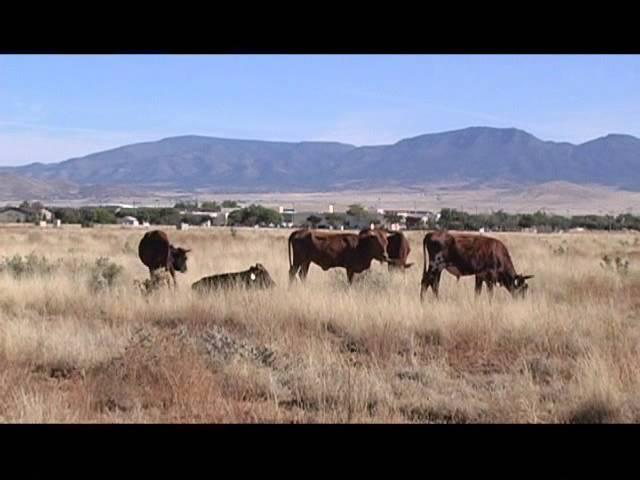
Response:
[0,225,639,423]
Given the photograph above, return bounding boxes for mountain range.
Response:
[1,126,639,200]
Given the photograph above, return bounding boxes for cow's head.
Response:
[511,274,534,299]
[171,246,191,273]
[248,263,276,288]
[358,229,390,264]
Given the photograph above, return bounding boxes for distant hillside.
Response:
[1,127,640,193]
[0,174,79,201]
[1,137,356,192]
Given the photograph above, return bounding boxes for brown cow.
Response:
[384,230,413,272]
[288,228,391,284]
[420,230,533,300]
[138,230,191,288]
[192,263,276,292]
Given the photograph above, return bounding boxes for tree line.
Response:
[13,201,640,231]
[172,200,240,211]
[48,203,282,227]
[436,208,640,232]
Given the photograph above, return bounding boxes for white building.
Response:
[38,208,53,222]
[118,216,140,226]
[183,208,238,226]
[279,206,296,227]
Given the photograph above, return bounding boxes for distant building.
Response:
[345,212,384,230]
[118,216,140,226]
[279,206,296,227]
[38,208,53,222]
[184,208,238,226]
[382,209,436,230]
[288,211,328,228]
[404,216,424,229]
[0,207,32,223]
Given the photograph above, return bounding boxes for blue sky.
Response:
[0,54,639,165]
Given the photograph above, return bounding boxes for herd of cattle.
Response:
[137,228,534,299]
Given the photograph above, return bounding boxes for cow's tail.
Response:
[288,232,294,270]
[423,236,428,275]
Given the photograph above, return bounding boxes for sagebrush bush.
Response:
[88,257,125,292]
[0,253,60,279]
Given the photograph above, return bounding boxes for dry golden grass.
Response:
[0,225,639,423]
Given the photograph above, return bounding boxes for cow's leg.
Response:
[475,275,484,297]
[299,262,311,282]
[169,267,177,289]
[432,270,442,298]
[486,279,495,301]
[347,269,355,284]
[420,266,442,301]
[420,269,429,301]
[289,263,300,284]
[425,250,447,300]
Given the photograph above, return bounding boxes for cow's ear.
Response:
[521,274,534,280]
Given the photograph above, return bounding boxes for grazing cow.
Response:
[420,230,533,300]
[192,263,276,292]
[385,230,413,272]
[288,228,392,284]
[138,230,190,287]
